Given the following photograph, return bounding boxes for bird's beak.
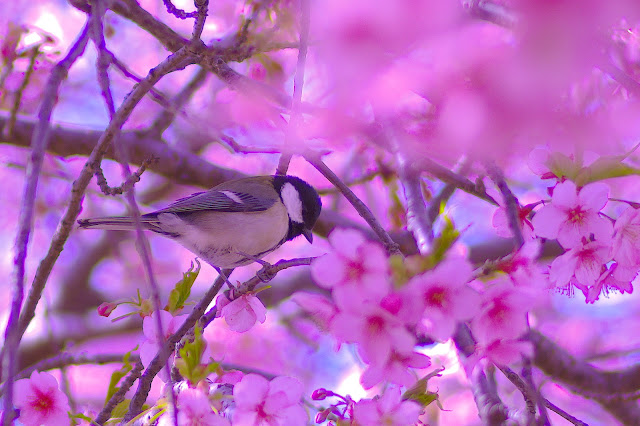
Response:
[303,228,314,243]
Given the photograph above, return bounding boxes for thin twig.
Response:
[162,0,198,19]
[0,22,91,426]
[148,67,208,136]
[242,257,314,292]
[94,156,157,195]
[3,46,39,139]
[276,0,310,176]
[500,365,587,426]
[498,366,536,417]
[305,153,402,255]
[316,170,381,195]
[90,0,116,118]
[543,399,589,426]
[220,134,284,154]
[201,258,315,327]
[191,0,209,41]
[107,49,173,108]
[485,161,524,247]
[414,157,499,205]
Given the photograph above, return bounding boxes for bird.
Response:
[77,175,322,270]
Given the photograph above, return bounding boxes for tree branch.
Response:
[305,153,402,255]
[1,22,91,425]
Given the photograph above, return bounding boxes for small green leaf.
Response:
[166,260,201,314]
[403,368,444,408]
[390,254,409,287]
[69,412,94,425]
[429,215,460,266]
[105,349,135,403]
[177,323,219,386]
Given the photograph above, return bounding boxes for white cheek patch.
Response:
[281,182,304,223]
[221,191,243,204]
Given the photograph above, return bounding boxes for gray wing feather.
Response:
[152,190,274,214]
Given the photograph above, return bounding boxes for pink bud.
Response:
[315,408,331,423]
[97,302,117,317]
[312,388,329,400]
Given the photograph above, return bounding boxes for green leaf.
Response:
[390,254,409,287]
[70,412,94,425]
[546,152,582,180]
[428,215,459,266]
[105,349,135,403]
[110,399,131,420]
[403,368,444,408]
[574,155,640,186]
[176,323,219,386]
[166,260,201,314]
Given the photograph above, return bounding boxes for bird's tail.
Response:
[77,216,162,232]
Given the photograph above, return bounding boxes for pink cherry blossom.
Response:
[216,292,267,333]
[352,387,422,426]
[311,228,391,308]
[472,278,537,343]
[331,299,412,366]
[140,310,188,380]
[158,387,230,426]
[405,257,481,341]
[498,240,551,289]
[474,338,534,367]
[549,240,611,288]
[611,206,640,268]
[532,180,612,248]
[233,374,308,425]
[492,204,535,240]
[290,291,337,331]
[14,371,70,426]
[586,263,635,303]
[359,330,431,389]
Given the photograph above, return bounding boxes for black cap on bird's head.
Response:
[273,175,322,243]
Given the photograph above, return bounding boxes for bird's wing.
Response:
[151,189,275,214]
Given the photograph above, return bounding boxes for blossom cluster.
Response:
[530,179,637,302]
[310,228,541,390]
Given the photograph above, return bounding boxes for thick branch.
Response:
[529,330,640,397]
[0,112,244,187]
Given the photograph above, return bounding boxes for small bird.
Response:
[77,175,322,269]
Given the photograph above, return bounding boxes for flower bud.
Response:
[312,388,329,400]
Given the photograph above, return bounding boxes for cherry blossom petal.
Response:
[578,182,609,211]
[329,228,366,259]
[551,180,578,208]
[233,374,269,409]
[268,376,303,403]
[310,253,345,288]
[531,204,564,239]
